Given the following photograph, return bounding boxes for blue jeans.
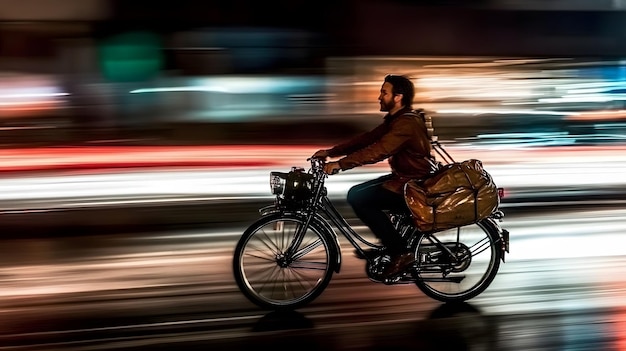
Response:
[346,174,409,255]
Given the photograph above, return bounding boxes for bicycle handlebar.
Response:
[307,157,325,174]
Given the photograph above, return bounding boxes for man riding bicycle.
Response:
[312,74,435,278]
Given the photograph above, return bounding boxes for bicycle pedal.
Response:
[383,276,400,285]
[382,272,410,285]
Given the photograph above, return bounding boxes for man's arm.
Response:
[337,116,417,170]
[327,123,387,157]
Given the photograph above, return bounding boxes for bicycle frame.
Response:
[260,158,421,271]
[318,195,387,258]
[261,162,508,275]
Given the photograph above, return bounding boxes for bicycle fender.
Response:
[259,204,279,216]
[481,217,509,263]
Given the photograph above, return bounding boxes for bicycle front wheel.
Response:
[412,219,503,302]
[233,213,335,310]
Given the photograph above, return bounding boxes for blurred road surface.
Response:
[0,206,624,350]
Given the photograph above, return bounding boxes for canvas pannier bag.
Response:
[404,159,499,232]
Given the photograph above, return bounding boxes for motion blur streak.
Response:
[0,145,311,172]
[1,144,626,171]
[0,145,625,206]
[617,307,626,351]
[0,248,222,297]
[503,209,626,258]
[4,207,626,300]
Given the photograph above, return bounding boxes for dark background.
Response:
[104,0,626,57]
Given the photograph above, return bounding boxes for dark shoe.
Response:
[354,248,385,260]
[383,252,416,278]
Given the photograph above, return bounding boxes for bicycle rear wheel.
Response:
[233,213,335,310]
[412,219,502,302]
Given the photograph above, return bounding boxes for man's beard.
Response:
[380,99,395,112]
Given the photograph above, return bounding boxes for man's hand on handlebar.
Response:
[311,149,330,160]
[324,161,341,175]
[310,149,340,174]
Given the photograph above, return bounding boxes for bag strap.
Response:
[414,108,435,141]
[407,109,456,167]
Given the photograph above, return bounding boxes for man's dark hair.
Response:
[384,74,414,108]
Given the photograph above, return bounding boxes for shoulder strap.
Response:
[414,108,436,141]
[408,109,456,165]
[401,109,443,170]
[403,109,435,142]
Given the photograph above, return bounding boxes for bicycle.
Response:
[233,152,510,310]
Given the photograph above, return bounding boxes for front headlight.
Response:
[270,172,287,195]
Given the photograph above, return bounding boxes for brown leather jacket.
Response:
[328,107,434,194]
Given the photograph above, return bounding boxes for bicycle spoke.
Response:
[291,238,324,261]
[244,243,279,261]
[234,215,334,309]
[469,237,491,257]
[289,260,329,271]
[260,229,285,253]
[414,220,501,302]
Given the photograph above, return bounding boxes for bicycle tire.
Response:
[233,213,336,310]
[412,218,503,302]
